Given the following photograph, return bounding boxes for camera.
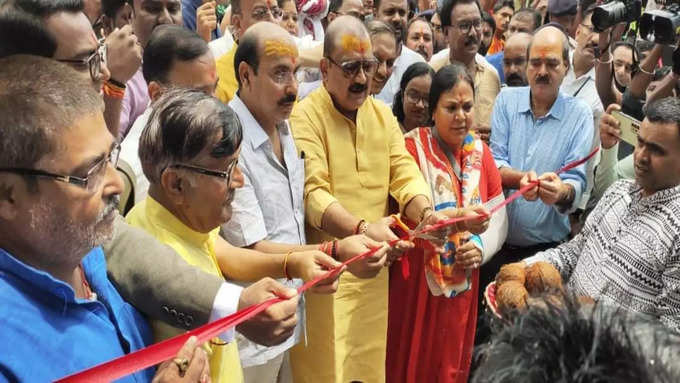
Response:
[592,0,642,32]
[639,3,680,45]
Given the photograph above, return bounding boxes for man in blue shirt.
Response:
[0,56,209,382]
[478,25,593,341]
[491,24,593,250]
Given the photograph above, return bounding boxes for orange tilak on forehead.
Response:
[264,39,299,59]
[340,35,370,54]
[533,42,562,58]
[416,26,430,36]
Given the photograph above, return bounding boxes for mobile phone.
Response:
[611,110,641,147]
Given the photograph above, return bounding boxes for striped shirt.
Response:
[528,180,680,332]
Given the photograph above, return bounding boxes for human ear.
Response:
[160,168,186,203]
[0,176,25,221]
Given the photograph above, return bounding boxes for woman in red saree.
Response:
[386,64,508,383]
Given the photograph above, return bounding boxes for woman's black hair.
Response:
[428,63,474,118]
[392,62,435,123]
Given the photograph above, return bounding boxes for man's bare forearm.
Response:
[500,167,526,189]
[403,194,432,224]
[103,95,122,140]
[321,201,361,239]
[251,240,318,254]
[630,44,663,99]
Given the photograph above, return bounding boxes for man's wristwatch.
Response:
[557,184,575,209]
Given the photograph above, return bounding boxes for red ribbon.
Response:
[56,146,599,382]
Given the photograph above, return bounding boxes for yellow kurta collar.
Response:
[317,85,372,124]
[144,196,212,247]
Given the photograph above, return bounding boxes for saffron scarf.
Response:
[404,127,483,297]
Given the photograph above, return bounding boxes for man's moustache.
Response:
[506,73,526,86]
[278,94,296,105]
[464,36,479,46]
[349,83,367,93]
[536,75,550,84]
[97,195,120,224]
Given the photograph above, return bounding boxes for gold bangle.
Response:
[283,251,293,280]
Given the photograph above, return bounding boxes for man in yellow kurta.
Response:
[289,16,447,383]
[126,88,351,383]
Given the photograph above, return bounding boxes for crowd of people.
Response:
[0,0,679,382]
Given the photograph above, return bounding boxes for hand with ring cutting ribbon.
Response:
[454,235,483,270]
[364,216,415,266]
[152,336,210,383]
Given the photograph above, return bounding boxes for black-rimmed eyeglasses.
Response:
[0,144,120,192]
[170,159,239,186]
[57,39,107,82]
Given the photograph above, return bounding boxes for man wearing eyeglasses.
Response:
[222,23,391,383]
[0,0,313,360]
[0,54,215,383]
[430,0,500,132]
[0,0,140,140]
[288,16,452,383]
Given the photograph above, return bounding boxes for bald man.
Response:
[503,32,532,87]
[224,22,390,382]
[483,26,594,340]
[288,16,449,383]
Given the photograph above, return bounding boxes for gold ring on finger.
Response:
[172,357,190,376]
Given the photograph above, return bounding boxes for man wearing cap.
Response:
[548,0,578,45]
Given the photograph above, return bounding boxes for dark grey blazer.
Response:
[103,214,223,329]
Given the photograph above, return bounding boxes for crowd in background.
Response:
[1,0,680,381]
